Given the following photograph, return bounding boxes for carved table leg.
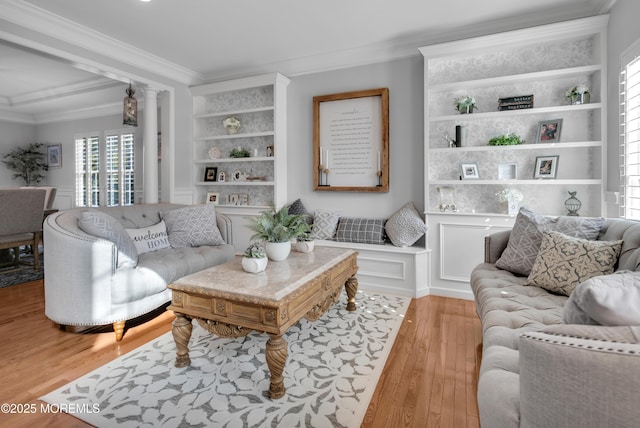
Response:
[172,312,193,368]
[266,333,288,399]
[345,275,359,311]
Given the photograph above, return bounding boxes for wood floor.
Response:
[0,280,482,427]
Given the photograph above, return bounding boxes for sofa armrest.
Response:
[519,325,640,427]
[216,213,233,245]
[484,230,511,263]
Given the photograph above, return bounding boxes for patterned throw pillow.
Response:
[525,231,623,296]
[125,221,171,254]
[495,207,605,276]
[312,209,341,240]
[335,218,386,245]
[288,199,313,224]
[78,209,138,268]
[161,204,225,248]
[385,202,427,247]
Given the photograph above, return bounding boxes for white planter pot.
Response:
[296,240,315,253]
[265,241,291,261]
[241,256,268,273]
[507,200,520,216]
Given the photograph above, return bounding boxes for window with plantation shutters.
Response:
[75,131,135,207]
[621,39,640,219]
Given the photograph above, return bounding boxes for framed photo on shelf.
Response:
[460,162,480,179]
[205,192,219,205]
[47,144,62,168]
[498,163,517,180]
[534,155,559,179]
[204,167,217,182]
[535,119,563,143]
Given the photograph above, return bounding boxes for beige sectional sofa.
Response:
[471,210,640,428]
[43,203,235,341]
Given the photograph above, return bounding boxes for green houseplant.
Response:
[242,242,268,273]
[246,205,310,261]
[488,133,525,146]
[296,232,315,253]
[2,142,49,185]
[454,96,477,114]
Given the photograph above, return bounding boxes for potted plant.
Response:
[296,232,315,253]
[565,85,590,105]
[222,116,241,134]
[488,133,525,146]
[246,205,310,261]
[454,96,478,114]
[2,142,49,186]
[241,242,268,273]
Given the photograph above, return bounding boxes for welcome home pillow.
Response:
[125,221,171,254]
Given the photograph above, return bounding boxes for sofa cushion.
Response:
[385,202,427,247]
[288,198,313,224]
[335,217,386,245]
[312,209,341,240]
[125,220,171,254]
[162,204,225,248]
[564,271,640,326]
[525,231,622,296]
[495,207,605,276]
[78,209,138,268]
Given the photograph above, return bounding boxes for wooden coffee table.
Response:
[167,246,359,399]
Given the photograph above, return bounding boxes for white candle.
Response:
[377,152,381,171]
[326,150,329,169]
[320,146,323,165]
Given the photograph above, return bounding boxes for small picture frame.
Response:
[498,163,517,180]
[460,163,480,179]
[47,144,62,168]
[535,119,563,143]
[204,167,217,182]
[534,155,559,179]
[206,192,219,205]
[217,171,226,182]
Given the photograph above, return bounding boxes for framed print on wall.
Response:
[460,162,480,179]
[534,155,559,179]
[47,144,62,168]
[205,192,219,205]
[203,167,217,182]
[535,119,563,143]
[313,88,389,192]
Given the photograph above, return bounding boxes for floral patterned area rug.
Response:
[40,290,411,428]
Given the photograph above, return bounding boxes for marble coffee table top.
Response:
[169,246,356,302]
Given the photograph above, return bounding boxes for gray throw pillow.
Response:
[288,198,313,224]
[312,209,341,240]
[564,271,640,326]
[335,218,386,245]
[495,207,605,276]
[78,209,138,268]
[525,231,622,296]
[162,204,225,248]
[385,202,427,247]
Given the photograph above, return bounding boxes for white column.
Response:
[142,87,159,204]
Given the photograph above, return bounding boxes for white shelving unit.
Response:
[191,73,290,252]
[419,15,609,300]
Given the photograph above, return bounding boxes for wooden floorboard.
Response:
[0,280,482,427]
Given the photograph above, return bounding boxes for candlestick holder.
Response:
[377,170,382,187]
[318,164,330,186]
[323,168,330,186]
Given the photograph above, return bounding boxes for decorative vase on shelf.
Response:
[507,199,520,216]
[565,191,582,216]
[565,85,590,105]
[222,117,241,135]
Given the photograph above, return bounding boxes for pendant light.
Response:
[123,82,138,127]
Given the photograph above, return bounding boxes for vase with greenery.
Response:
[496,188,524,215]
[296,232,315,253]
[246,205,310,261]
[565,85,590,105]
[2,142,49,186]
[488,133,525,146]
[241,242,268,273]
[454,96,477,114]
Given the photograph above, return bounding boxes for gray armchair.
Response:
[0,188,45,271]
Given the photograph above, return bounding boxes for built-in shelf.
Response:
[431,179,602,185]
[430,141,602,153]
[429,103,602,122]
[195,131,275,142]
[194,157,274,164]
[194,106,274,119]
[195,181,275,186]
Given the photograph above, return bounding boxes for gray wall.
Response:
[607,0,640,207]
[286,56,425,218]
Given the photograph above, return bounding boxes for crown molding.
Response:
[9,78,121,106]
[0,0,203,85]
[0,108,34,124]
